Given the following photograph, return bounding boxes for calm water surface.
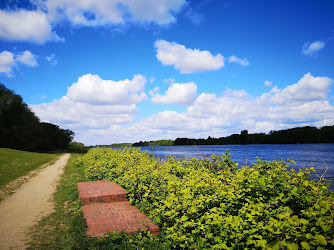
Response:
[138,144,334,191]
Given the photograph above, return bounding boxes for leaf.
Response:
[314,235,327,245]
[181,215,188,221]
[320,208,327,214]
[287,243,298,250]
[305,196,313,202]
[320,223,330,232]
[278,214,285,219]
[301,242,310,250]
[300,218,309,225]
[165,201,172,208]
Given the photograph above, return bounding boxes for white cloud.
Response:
[32,97,138,129]
[37,0,124,26]
[34,0,186,26]
[264,80,272,87]
[149,86,160,96]
[0,9,63,44]
[142,73,333,140]
[16,50,38,67]
[123,0,185,24]
[228,55,249,66]
[45,54,58,66]
[31,73,334,145]
[0,51,15,76]
[270,73,332,105]
[1,1,186,44]
[67,74,147,105]
[31,74,148,130]
[0,50,39,77]
[163,78,176,84]
[151,82,197,105]
[155,40,224,73]
[302,40,325,55]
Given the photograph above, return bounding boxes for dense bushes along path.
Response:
[0,154,70,249]
[78,148,334,249]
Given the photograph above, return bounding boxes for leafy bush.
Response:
[67,142,89,154]
[77,148,334,249]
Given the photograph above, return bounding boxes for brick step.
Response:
[78,180,127,205]
[82,202,160,236]
[77,181,159,237]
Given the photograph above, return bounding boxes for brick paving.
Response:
[77,181,159,237]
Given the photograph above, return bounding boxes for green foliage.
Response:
[174,126,334,145]
[78,148,334,249]
[0,83,74,151]
[0,148,59,188]
[110,143,133,147]
[68,142,89,153]
[28,153,168,249]
[133,139,174,146]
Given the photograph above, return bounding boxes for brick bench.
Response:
[77,181,159,237]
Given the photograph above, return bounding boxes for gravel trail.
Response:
[0,153,70,249]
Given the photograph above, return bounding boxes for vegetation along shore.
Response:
[100,125,334,148]
[73,148,333,249]
[1,147,334,249]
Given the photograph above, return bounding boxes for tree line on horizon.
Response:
[132,126,334,147]
[0,83,74,152]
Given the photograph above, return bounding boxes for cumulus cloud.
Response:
[133,73,333,142]
[0,9,63,44]
[16,50,38,67]
[0,50,38,77]
[302,40,325,56]
[155,40,224,73]
[34,0,186,26]
[32,97,138,129]
[0,51,15,76]
[67,74,147,105]
[270,73,332,105]
[151,82,197,105]
[1,1,186,44]
[31,73,334,145]
[228,55,249,66]
[31,74,148,130]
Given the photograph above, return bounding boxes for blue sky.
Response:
[1,0,333,145]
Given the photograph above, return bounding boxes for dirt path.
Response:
[0,153,70,250]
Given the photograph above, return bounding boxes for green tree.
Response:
[0,83,74,151]
[240,130,248,144]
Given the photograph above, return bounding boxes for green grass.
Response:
[28,153,86,249]
[28,153,166,250]
[0,148,60,188]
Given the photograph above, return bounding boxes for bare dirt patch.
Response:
[0,153,70,249]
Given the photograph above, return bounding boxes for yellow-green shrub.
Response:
[77,148,334,249]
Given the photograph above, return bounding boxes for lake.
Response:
[137,144,334,191]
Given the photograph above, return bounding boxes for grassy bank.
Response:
[0,148,60,188]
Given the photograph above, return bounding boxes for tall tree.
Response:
[0,83,74,151]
